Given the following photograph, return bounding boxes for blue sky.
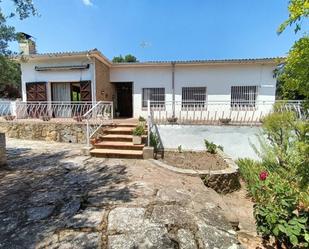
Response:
[3,0,305,61]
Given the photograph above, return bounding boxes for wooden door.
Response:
[117,83,132,117]
[80,81,92,101]
[26,82,47,101]
[26,82,47,118]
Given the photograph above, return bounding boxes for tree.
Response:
[278,0,309,34]
[112,54,138,63]
[0,0,36,98]
[277,36,309,101]
[124,54,137,62]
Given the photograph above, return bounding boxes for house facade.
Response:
[19,48,280,119]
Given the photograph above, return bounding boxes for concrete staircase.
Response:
[90,123,146,159]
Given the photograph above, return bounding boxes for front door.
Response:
[116,83,133,118]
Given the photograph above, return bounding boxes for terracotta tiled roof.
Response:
[113,57,285,66]
[18,48,285,66]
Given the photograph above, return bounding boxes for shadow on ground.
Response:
[0,146,135,249]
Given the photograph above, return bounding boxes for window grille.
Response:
[231,85,258,108]
[142,88,165,108]
[182,87,207,109]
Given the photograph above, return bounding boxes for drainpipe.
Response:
[171,61,176,118]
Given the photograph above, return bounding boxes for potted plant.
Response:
[4,115,15,121]
[40,115,51,121]
[167,116,178,123]
[219,118,231,125]
[132,124,145,145]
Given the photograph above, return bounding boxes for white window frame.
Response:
[142,88,165,109]
[230,85,258,109]
[182,87,207,110]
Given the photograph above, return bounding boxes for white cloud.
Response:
[82,0,93,6]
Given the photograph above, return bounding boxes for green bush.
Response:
[150,132,159,151]
[238,111,309,248]
[132,124,145,136]
[254,173,309,248]
[204,139,223,154]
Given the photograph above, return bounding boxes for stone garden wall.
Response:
[150,149,241,194]
[0,121,87,144]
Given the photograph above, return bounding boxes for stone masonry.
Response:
[0,121,87,143]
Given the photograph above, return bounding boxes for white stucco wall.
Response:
[110,63,277,118]
[21,57,95,101]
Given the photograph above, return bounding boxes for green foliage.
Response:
[278,0,309,34]
[0,0,37,56]
[204,139,223,154]
[177,145,182,153]
[276,36,309,102]
[0,1,36,97]
[238,111,309,248]
[132,124,145,136]
[124,54,138,62]
[150,132,159,151]
[0,57,21,97]
[112,54,138,63]
[237,158,264,195]
[254,174,309,248]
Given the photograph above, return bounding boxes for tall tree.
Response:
[0,0,36,98]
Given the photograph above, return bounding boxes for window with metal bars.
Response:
[182,87,207,109]
[231,86,258,108]
[142,88,165,108]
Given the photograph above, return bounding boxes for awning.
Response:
[35,64,90,71]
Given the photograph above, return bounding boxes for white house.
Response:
[18,37,281,121]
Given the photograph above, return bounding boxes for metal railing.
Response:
[83,101,113,147]
[148,100,308,125]
[14,101,97,119]
[147,100,164,157]
[0,101,12,116]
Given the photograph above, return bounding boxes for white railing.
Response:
[14,101,97,119]
[148,100,308,125]
[0,101,12,116]
[83,101,113,147]
[147,100,164,156]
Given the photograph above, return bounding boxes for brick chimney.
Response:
[18,32,37,55]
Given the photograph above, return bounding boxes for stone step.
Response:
[94,141,144,150]
[115,123,139,127]
[101,134,147,142]
[106,127,134,135]
[101,134,134,142]
[90,148,143,159]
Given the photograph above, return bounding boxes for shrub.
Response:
[237,158,264,196]
[204,139,223,154]
[132,124,145,136]
[150,132,159,151]
[254,173,309,248]
[238,111,309,248]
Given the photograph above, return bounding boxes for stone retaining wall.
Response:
[0,121,87,144]
[149,149,241,194]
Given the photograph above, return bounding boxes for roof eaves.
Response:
[111,57,285,67]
